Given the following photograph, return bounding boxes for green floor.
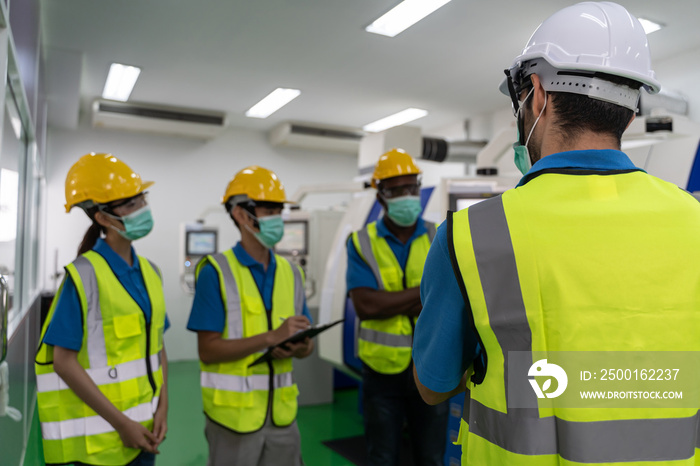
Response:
[24,360,364,466]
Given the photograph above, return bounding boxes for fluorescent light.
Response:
[366,0,452,38]
[363,108,428,132]
[245,88,301,119]
[102,63,141,101]
[638,18,663,34]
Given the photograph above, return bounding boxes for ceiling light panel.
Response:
[245,88,301,119]
[363,108,428,132]
[102,63,141,102]
[366,0,453,38]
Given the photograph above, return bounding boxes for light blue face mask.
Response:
[107,205,154,241]
[513,87,547,176]
[246,213,284,248]
[385,195,422,227]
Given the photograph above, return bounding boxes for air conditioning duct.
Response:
[639,90,689,116]
[92,100,227,139]
[269,122,365,154]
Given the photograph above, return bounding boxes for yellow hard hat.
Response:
[222,165,293,205]
[371,148,421,188]
[64,153,154,212]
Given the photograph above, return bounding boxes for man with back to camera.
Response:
[187,165,313,466]
[412,2,700,464]
[346,148,448,466]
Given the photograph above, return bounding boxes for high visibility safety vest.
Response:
[450,170,700,465]
[35,251,166,466]
[351,220,436,374]
[196,249,305,433]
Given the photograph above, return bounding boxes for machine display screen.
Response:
[186,230,217,256]
[276,220,308,255]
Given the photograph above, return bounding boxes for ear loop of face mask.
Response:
[97,204,126,236]
[242,207,260,229]
[242,209,282,236]
[99,204,153,239]
[521,86,548,151]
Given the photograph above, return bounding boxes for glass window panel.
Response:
[23,142,40,300]
[0,85,26,321]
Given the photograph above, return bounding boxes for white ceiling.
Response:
[40,0,700,137]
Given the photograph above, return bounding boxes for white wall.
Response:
[44,125,358,361]
[654,47,700,122]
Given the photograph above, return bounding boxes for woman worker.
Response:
[36,153,169,466]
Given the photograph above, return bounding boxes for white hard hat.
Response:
[500,2,660,107]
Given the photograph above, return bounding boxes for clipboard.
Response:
[248,318,344,367]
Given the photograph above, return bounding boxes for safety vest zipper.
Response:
[402,242,416,335]
[137,267,156,394]
[266,304,274,425]
[144,320,156,393]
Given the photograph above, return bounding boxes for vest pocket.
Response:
[213,389,254,408]
[364,340,399,361]
[280,383,299,402]
[112,314,143,362]
[381,268,401,289]
[113,314,143,339]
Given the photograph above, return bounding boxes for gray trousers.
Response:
[205,416,303,466]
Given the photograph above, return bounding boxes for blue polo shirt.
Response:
[187,242,312,333]
[43,238,171,351]
[414,150,643,393]
[346,217,429,291]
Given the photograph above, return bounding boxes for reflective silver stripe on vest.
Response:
[41,397,158,440]
[211,253,243,340]
[201,371,293,392]
[37,353,160,393]
[291,263,304,316]
[462,196,700,462]
[273,372,294,389]
[356,228,384,291]
[72,257,108,369]
[468,197,535,409]
[358,327,412,348]
[462,397,699,461]
[146,259,162,281]
[425,221,436,242]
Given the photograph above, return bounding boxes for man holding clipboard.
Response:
[187,166,313,466]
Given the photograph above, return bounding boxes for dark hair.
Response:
[77,206,105,256]
[547,74,640,145]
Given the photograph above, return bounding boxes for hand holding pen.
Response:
[274,316,311,344]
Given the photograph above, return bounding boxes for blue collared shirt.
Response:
[346,217,429,291]
[516,149,643,187]
[414,149,642,393]
[43,238,170,351]
[187,242,312,333]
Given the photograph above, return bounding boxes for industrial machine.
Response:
[180,222,218,294]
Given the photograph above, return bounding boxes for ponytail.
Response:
[77,222,103,257]
[77,206,106,257]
